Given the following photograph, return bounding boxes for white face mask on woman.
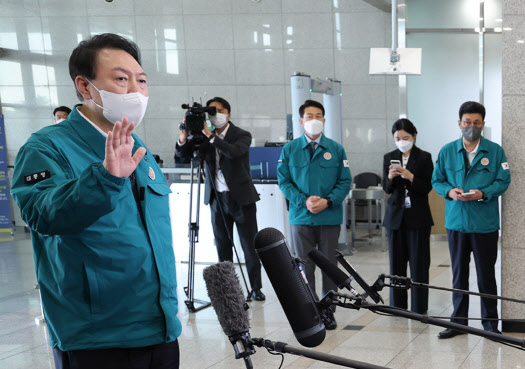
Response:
[87,79,149,127]
[395,139,414,153]
[303,119,324,136]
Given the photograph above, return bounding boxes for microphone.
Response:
[204,261,391,369]
[308,249,384,304]
[203,262,255,369]
[307,248,361,298]
[335,250,384,304]
[253,227,326,348]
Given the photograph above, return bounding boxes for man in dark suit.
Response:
[175,97,264,300]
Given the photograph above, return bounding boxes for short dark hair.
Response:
[299,100,325,117]
[391,118,418,136]
[53,106,72,116]
[69,33,142,101]
[459,101,485,120]
[206,97,231,114]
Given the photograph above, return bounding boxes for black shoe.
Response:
[325,313,337,330]
[489,328,502,335]
[437,328,466,339]
[250,289,266,301]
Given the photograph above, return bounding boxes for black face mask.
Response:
[462,126,482,142]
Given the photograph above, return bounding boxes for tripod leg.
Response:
[184,157,211,313]
[184,159,196,301]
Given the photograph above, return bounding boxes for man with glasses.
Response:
[432,101,510,339]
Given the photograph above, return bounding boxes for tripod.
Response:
[184,152,252,312]
[184,155,211,312]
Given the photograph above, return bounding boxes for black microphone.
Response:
[335,250,384,304]
[307,248,362,298]
[308,249,384,304]
[253,227,326,348]
[203,262,255,369]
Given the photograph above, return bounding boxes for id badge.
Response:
[404,196,411,208]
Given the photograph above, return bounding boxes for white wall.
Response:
[406,0,503,161]
[0,0,397,181]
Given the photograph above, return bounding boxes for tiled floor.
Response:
[1,227,524,369]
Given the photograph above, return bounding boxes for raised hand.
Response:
[103,116,146,178]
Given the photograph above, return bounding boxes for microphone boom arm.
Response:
[378,274,525,305]
[320,291,525,350]
[251,337,392,369]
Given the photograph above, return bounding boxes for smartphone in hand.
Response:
[390,159,401,168]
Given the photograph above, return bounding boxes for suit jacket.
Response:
[382,146,434,230]
[175,122,260,206]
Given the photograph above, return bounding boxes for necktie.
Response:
[308,141,317,159]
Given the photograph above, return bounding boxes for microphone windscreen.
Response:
[254,227,325,347]
[203,261,250,335]
[308,248,350,288]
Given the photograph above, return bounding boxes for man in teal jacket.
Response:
[277,100,352,330]
[432,101,510,339]
[11,34,182,368]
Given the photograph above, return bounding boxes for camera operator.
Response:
[174,97,265,301]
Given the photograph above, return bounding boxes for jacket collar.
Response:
[405,145,420,171]
[213,121,232,140]
[67,104,107,160]
[301,133,326,149]
[455,136,490,168]
[393,145,420,171]
[455,136,489,154]
[67,104,142,161]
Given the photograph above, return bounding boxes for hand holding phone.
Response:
[390,159,401,168]
[388,159,402,180]
[459,190,480,202]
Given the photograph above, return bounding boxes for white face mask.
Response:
[55,118,66,124]
[210,112,229,129]
[395,139,414,153]
[303,119,324,136]
[86,79,149,127]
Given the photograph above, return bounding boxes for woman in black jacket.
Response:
[383,119,434,314]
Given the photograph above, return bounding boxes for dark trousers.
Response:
[210,191,262,291]
[290,224,340,300]
[387,224,431,314]
[447,229,499,331]
[53,340,179,369]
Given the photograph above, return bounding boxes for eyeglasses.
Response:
[461,120,483,127]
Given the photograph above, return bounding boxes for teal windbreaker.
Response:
[11,106,182,351]
[277,134,352,225]
[432,137,510,233]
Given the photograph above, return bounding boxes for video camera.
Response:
[179,102,217,136]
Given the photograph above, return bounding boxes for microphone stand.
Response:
[319,291,525,349]
[250,338,392,369]
[375,273,525,305]
[308,248,525,348]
